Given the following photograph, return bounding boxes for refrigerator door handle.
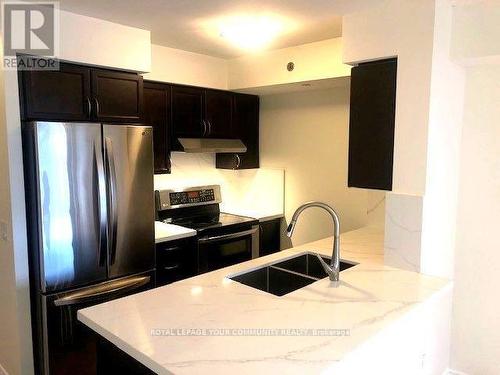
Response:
[94,140,107,267]
[53,275,150,306]
[104,137,118,265]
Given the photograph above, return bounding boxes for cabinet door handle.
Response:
[234,154,241,169]
[94,97,100,117]
[163,264,180,271]
[202,120,207,137]
[162,246,182,252]
[86,97,92,117]
[207,120,212,136]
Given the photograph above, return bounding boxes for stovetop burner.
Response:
[158,202,258,232]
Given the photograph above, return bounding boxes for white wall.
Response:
[259,86,384,246]
[450,64,500,375]
[0,37,31,375]
[0,10,152,375]
[451,1,500,65]
[58,10,151,72]
[144,44,228,89]
[420,0,465,279]
[227,38,350,91]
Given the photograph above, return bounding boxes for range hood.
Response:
[177,138,247,153]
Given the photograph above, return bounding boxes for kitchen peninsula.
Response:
[78,226,451,374]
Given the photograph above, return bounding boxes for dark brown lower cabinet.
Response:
[97,337,155,375]
[156,237,198,287]
[144,82,171,174]
[259,218,282,256]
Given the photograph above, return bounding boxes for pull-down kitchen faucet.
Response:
[286,202,341,287]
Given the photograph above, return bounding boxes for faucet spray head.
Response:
[286,220,297,237]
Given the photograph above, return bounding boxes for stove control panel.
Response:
[170,189,215,205]
[156,185,222,210]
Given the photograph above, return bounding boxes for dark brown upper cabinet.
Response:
[91,69,143,122]
[216,93,260,170]
[20,62,92,121]
[170,85,234,146]
[348,58,397,191]
[204,89,233,138]
[19,59,144,123]
[144,82,171,174]
[146,82,259,171]
[171,85,204,141]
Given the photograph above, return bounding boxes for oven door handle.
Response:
[198,227,258,244]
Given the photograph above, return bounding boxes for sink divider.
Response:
[265,265,321,295]
[268,265,321,281]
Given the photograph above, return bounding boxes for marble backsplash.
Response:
[367,190,386,227]
[384,192,423,272]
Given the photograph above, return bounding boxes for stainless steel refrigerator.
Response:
[22,121,156,375]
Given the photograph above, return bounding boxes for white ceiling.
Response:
[57,0,381,58]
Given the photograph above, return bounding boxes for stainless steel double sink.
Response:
[229,252,357,296]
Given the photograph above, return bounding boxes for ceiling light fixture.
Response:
[201,13,296,53]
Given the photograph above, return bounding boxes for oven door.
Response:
[198,225,259,273]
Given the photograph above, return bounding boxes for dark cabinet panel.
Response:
[19,60,144,123]
[171,85,204,141]
[259,218,282,257]
[348,58,397,191]
[21,62,91,121]
[216,93,260,169]
[97,337,156,375]
[204,89,232,138]
[144,82,171,174]
[91,69,143,122]
[156,237,197,287]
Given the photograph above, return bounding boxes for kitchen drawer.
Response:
[156,237,197,286]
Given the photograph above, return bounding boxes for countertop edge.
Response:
[155,231,196,244]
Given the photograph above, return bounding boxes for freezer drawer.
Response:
[36,272,154,375]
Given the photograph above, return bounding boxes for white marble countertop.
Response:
[155,221,196,243]
[79,225,449,374]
